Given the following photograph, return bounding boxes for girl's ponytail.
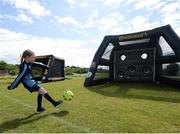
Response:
[20,54,24,63]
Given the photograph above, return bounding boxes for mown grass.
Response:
[0,76,180,133]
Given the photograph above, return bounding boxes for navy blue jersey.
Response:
[8,61,48,90]
[21,62,36,87]
[8,61,35,90]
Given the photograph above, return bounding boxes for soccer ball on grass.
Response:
[63,90,74,101]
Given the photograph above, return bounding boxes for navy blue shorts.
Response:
[24,83,41,93]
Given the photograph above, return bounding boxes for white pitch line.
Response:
[0,92,97,133]
[0,92,34,108]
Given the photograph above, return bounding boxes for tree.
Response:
[0,60,18,75]
[0,60,8,70]
[65,66,88,75]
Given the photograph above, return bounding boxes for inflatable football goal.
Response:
[84,25,180,87]
[32,55,65,82]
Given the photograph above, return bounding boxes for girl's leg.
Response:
[38,87,47,94]
[37,93,45,112]
[38,87,63,107]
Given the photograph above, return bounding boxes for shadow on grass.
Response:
[0,110,69,133]
[86,82,180,103]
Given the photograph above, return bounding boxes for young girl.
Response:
[8,49,63,112]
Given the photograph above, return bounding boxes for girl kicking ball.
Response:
[8,49,63,112]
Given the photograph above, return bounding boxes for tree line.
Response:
[0,60,88,76]
[0,60,18,75]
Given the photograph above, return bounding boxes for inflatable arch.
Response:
[84,25,180,87]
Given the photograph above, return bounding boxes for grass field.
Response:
[0,76,180,133]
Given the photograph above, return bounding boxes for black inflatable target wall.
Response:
[31,55,65,82]
[84,25,180,87]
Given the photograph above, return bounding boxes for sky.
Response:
[0,0,180,67]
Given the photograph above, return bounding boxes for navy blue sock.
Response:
[44,93,56,105]
[37,94,43,108]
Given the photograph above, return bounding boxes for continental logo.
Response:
[119,32,148,41]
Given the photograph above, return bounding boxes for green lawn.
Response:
[0,76,180,133]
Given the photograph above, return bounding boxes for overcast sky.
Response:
[0,0,180,67]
